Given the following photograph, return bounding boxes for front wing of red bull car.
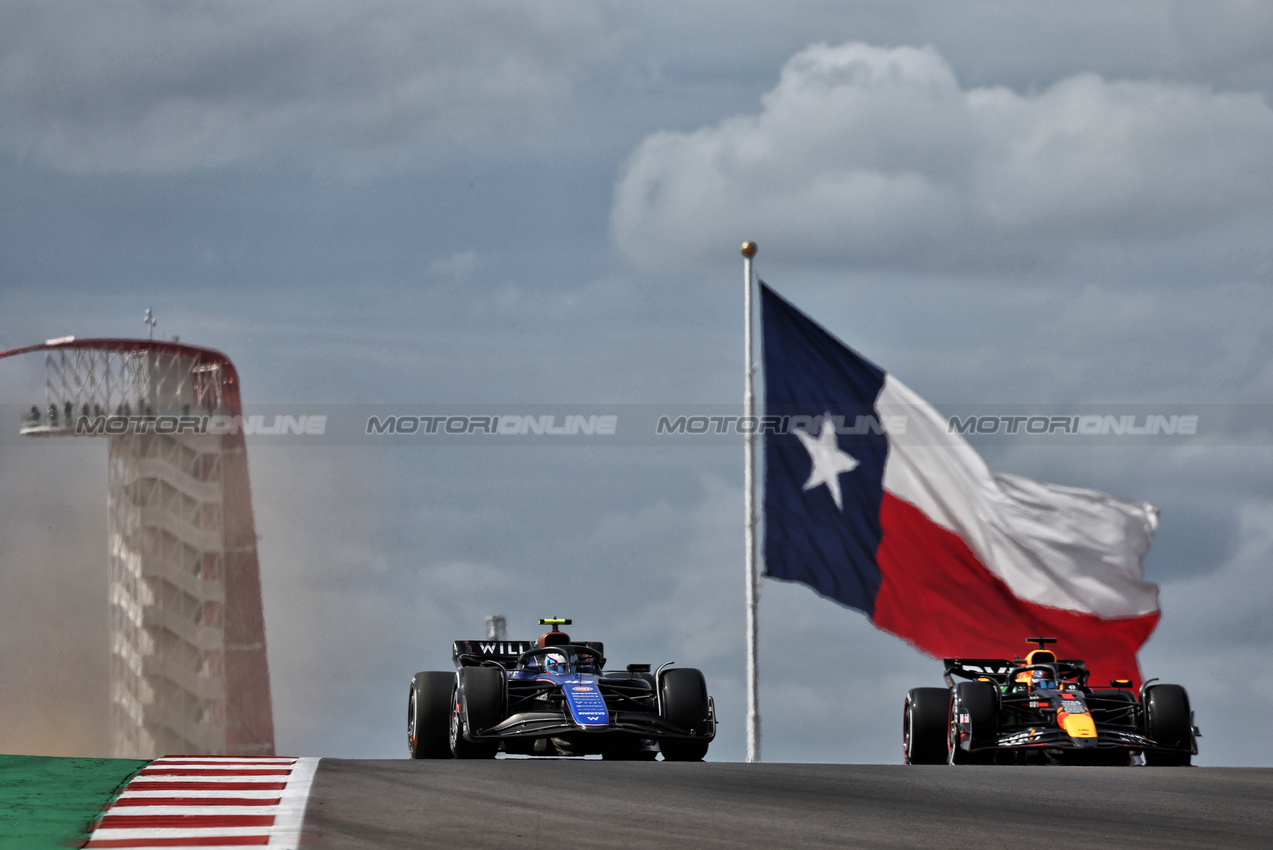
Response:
[902,638,1199,766]
[408,619,716,761]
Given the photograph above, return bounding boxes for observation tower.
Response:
[1,337,274,758]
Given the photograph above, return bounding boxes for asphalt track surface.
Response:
[299,760,1272,848]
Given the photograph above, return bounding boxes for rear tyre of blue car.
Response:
[658,668,711,761]
[450,668,502,759]
[408,672,453,759]
[1143,684,1192,766]
[903,687,949,765]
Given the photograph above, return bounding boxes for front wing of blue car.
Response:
[463,705,716,744]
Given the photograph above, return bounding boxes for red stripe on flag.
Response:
[96,814,275,828]
[113,796,281,806]
[86,837,270,848]
[872,492,1159,688]
[125,781,287,791]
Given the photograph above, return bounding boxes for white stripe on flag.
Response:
[876,373,1159,618]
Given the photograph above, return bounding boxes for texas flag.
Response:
[761,284,1160,685]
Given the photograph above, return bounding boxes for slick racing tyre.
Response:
[450,668,502,759]
[408,672,453,759]
[948,681,997,765]
[903,688,949,765]
[1143,684,1192,766]
[658,667,711,761]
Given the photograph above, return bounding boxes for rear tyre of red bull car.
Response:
[948,681,997,765]
[1143,684,1193,766]
[657,667,712,761]
[450,667,503,759]
[409,672,455,759]
[903,687,949,765]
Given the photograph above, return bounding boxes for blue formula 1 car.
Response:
[408,619,716,761]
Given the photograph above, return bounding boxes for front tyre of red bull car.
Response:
[947,681,998,765]
[1142,683,1194,766]
[903,687,949,765]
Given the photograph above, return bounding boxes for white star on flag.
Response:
[793,414,859,510]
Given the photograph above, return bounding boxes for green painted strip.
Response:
[0,755,148,850]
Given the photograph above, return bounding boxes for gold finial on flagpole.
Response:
[741,241,758,259]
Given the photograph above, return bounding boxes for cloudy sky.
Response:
[2,1,1273,765]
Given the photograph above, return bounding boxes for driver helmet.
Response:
[1024,649,1057,689]
[1033,671,1056,690]
[543,651,567,675]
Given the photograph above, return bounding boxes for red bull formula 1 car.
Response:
[408,619,716,761]
[903,638,1199,766]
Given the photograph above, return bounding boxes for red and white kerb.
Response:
[86,756,319,849]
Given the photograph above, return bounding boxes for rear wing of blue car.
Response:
[452,640,606,668]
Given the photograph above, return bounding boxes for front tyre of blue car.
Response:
[659,668,710,730]
[408,671,453,759]
[449,675,499,759]
[658,668,712,761]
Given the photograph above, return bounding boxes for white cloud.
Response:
[0,1,613,173]
[611,42,1273,273]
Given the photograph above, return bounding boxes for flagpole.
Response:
[742,240,760,763]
